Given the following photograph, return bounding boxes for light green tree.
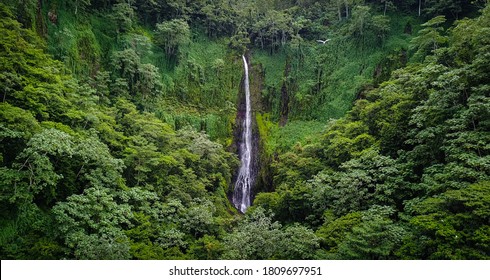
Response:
[410,15,447,61]
[52,187,132,259]
[155,19,190,59]
[337,206,406,259]
[111,3,135,35]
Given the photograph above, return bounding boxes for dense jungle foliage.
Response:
[1,0,489,259]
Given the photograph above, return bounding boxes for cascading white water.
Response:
[233,55,253,213]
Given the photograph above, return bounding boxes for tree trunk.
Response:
[36,0,46,36]
[418,0,422,16]
[279,59,291,127]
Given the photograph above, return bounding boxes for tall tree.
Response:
[409,15,447,60]
[155,19,190,59]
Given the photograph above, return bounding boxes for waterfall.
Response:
[233,55,253,213]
